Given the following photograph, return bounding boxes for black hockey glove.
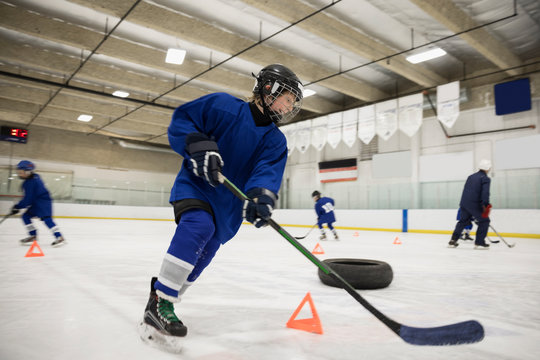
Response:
[243,188,277,228]
[185,132,224,187]
[10,206,20,215]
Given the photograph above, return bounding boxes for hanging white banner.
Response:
[358,105,375,145]
[437,81,460,128]
[375,99,398,141]
[398,93,424,137]
[295,119,312,154]
[342,108,358,147]
[327,113,343,149]
[311,116,328,151]
[280,123,297,155]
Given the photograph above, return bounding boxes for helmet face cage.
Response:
[262,80,303,123]
[253,65,303,123]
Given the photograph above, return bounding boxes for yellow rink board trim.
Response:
[2,215,538,239]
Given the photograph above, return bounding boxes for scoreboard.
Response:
[0,126,28,143]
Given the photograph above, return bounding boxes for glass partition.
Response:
[0,166,172,207]
[280,170,539,210]
[2,165,538,209]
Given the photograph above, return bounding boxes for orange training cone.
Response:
[286,292,323,334]
[353,231,359,237]
[311,243,325,254]
[393,237,402,245]
[25,240,44,257]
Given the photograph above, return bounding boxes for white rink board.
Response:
[2,201,539,235]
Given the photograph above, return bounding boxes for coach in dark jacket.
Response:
[449,159,492,249]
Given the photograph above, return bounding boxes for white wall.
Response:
[283,97,540,209]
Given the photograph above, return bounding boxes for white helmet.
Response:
[479,159,492,171]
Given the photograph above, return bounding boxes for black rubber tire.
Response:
[318,258,393,290]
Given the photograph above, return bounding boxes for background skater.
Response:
[312,190,339,241]
[449,159,492,249]
[9,160,65,247]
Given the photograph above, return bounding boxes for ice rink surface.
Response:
[1,217,539,360]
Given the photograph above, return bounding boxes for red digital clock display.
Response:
[11,128,28,138]
[0,126,29,143]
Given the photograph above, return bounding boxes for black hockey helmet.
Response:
[252,64,303,123]
[312,190,321,198]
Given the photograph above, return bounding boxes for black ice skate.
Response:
[461,233,473,241]
[139,277,186,353]
[20,235,36,246]
[51,236,66,247]
[448,239,459,248]
[474,243,490,250]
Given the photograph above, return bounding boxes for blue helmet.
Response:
[17,160,35,171]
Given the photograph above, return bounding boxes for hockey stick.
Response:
[489,224,515,248]
[219,174,484,346]
[472,219,499,244]
[0,213,12,226]
[295,224,317,239]
[486,236,500,244]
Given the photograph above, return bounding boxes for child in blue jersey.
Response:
[312,190,339,241]
[456,208,473,241]
[9,160,65,247]
[140,64,304,346]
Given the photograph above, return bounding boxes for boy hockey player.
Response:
[140,64,303,351]
[457,208,474,240]
[9,160,65,247]
[312,190,339,240]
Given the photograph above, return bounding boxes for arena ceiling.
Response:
[1,0,539,147]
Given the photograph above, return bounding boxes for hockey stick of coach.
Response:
[473,219,499,244]
[219,173,484,346]
[295,224,317,240]
[487,236,500,244]
[489,224,515,248]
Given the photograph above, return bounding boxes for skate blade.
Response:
[138,321,183,353]
[51,241,67,248]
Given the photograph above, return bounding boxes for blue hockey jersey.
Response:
[315,196,336,225]
[15,173,53,217]
[168,93,287,244]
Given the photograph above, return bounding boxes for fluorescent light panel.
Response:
[77,114,93,122]
[406,47,447,64]
[166,48,186,65]
[113,90,130,98]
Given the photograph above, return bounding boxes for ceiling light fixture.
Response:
[112,90,130,98]
[406,47,447,64]
[166,48,187,65]
[303,89,317,98]
[77,114,93,122]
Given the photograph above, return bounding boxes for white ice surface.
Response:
[1,218,539,360]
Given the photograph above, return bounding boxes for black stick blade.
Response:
[399,320,484,346]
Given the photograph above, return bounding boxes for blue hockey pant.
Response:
[154,209,221,301]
